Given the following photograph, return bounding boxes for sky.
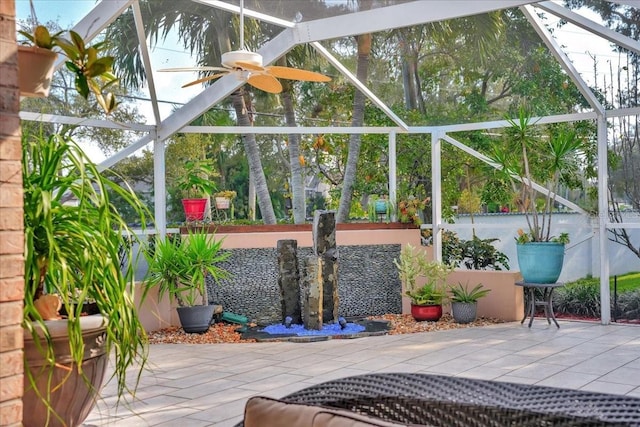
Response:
[15,0,632,159]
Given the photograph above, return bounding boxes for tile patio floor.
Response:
[84,320,640,427]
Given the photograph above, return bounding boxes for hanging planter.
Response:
[17,45,57,97]
[215,197,231,210]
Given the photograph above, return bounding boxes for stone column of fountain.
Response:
[312,210,339,324]
[276,210,339,331]
[277,239,301,324]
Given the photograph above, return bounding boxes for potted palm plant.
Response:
[175,159,218,222]
[18,24,119,113]
[143,229,231,333]
[491,108,583,283]
[449,283,491,324]
[394,244,453,321]
[22,130,150,426]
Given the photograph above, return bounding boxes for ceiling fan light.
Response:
[235,70,250,81]
[222,50,263,69]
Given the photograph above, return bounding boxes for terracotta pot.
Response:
[18,45,58,97]
[23,315,108,427]
[410,304,443,322]
[182,198,208,221]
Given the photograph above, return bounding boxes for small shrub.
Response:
[437,231,509,271]
[615,290,640,320]
[554,282,601,318]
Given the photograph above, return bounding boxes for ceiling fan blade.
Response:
[159,66,228,72]
[181,73,226,88]
[267,66,331,82]
[235,61,265,72]
[247,74,283,94]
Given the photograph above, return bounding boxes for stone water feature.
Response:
[243,211,391,341]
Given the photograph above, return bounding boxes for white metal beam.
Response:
[522,5,605,115]
[536,1,640,54]
[175,111,606,135]
[132,1,162,125]
[311,42,409,131]
[99,133,154,170]
[441,134,588,215]
[153,135,167,236]
[606,106,640,118]
[294,1,535,44]
[194,0,295,29]
[389,131,397,222]
[431,132,444,262]
[180,126,400,134]
[19,111,153,131]
[597,114,611,325]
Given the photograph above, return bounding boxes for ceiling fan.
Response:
[158,0,330,94]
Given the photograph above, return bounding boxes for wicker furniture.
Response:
[240,373,640,426]
[516,281,565,327]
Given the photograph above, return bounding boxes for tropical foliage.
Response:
[21,2,638,236]
[143,230,231,307]
[394,244,454,305]
[18,24,120,113]
[449,283,491,303]
[489,109,587,242]
[429,230,510,271]
[22,130,149,404]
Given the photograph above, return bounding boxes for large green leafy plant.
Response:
[23,131,149,405]
[174,159,218,199]
[143,230,230,307]
[19,25,120,114]
[394,244,454,305]
[491,109,584,242]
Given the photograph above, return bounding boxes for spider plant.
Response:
[22,129,150,419]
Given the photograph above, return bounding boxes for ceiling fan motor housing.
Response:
[222,50,263,69]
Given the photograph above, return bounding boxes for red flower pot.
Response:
[182,198,208,221]
[411,304,443,322]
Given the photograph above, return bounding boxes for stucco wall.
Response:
[137,226,526,331]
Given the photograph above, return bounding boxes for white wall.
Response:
[444,212,640,282]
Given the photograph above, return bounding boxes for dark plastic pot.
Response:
[451,302,477,324]
[177,305,215,334]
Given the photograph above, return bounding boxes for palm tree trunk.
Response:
[282,80,306,224]
[337,33,372,223]
[231,89,276,224]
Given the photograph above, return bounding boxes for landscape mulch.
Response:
[147,314,504,345]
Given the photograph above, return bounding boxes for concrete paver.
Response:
[84,320,640,427]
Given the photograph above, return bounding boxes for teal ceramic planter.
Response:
[375,199,388,215]
[516,242,565,284]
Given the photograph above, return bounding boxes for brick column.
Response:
[0,1,25,426]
